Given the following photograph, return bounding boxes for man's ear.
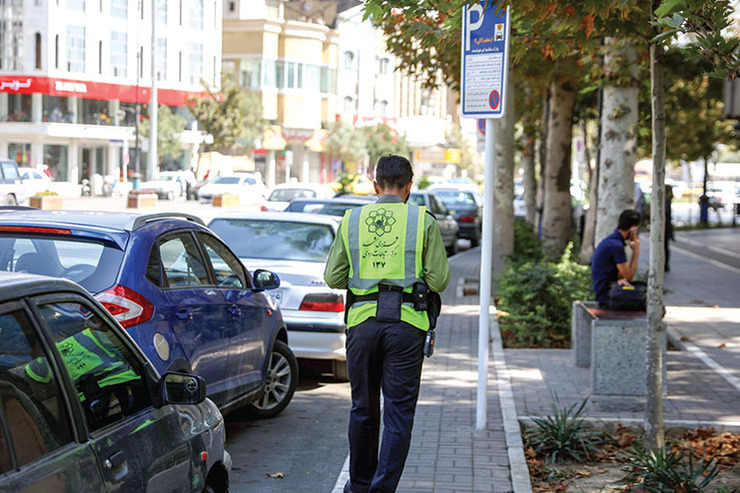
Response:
[373,181,381,195]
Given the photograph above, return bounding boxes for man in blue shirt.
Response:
[591,209,641,306]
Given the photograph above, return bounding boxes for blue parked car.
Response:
[0,209,296,418]
[0,271,230,492]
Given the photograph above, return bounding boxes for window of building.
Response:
[343,51,354,70]
[213,1,217,29]
[376,99,388,116]
[156,0,167,25]
[8,142,31,163]
[228,1,234,12]
[266,1,279,17]
[156,38,166,81]
[189,43,203,83]
[378,57,389,75]
[111,32,127,77]
[304,64,320,92]
[178,51,182,82]
[35,32,41,69]
[343,96,353,114]
[98,40,102,74]
[222,59,235,78]
[241,59,262,88]
[5,94,32,122]
[189,0,203,30]
[66,25,85,72]
[43,95,73,123]
[67,0,85,10]
[111,0,127,17]
[179,0,183,25]
[320,66,335,93]
[0,1,24,71]
[262,59,276,87]
[139,46,144,78]
[43,144,69,181]
[55,34,59,68]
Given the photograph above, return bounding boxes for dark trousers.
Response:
[346,318,426,493]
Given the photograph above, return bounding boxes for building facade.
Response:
[222,0,343,188]
[0,0,221,185]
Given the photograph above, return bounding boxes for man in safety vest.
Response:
[324,155,450,493]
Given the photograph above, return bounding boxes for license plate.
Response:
[267,290,282,306]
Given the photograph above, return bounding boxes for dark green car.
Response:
[0,272,230,492]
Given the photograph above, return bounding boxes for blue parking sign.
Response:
[461,3,510,118]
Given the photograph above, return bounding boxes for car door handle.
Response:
[228,305,241,317]
[104,450,126,470]
[176,308,192,321]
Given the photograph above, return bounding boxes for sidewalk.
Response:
[333,227,739,493]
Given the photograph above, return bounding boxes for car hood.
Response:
[240,258,329,287]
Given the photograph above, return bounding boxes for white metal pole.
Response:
[476,118,495,430]
[148,0,158,180]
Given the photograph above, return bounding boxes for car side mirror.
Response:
[253,269,280,291]
[160,372,206,406]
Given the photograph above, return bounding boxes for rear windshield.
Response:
[209,219,334,262]
[1,162,19,180]
[435,191,479,207]
[0,236,124,293]
[287,202,358,216]
[268,188,317,202]
[214,176,240,185]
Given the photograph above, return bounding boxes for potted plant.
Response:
[213,193,239,207]
[30,191,63,210]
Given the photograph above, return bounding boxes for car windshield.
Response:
[269,188,317,201]
[209,219,334,262]
[158,175,175,181]
[213,176,240,185]
[0,235,124,293]
[288,202,359,216]
[435,191,477,207]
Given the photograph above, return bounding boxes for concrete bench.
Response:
[572,301,666,396]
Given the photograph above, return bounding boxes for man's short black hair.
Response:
[617,209,641,230]
[374,155,413,190]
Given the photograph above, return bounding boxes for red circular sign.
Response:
[489,90,500,110]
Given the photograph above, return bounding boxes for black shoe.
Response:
[344,480,352,493]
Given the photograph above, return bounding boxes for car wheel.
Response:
[332,360,349,382]
[5,194,17,206]
[246,340,297,419]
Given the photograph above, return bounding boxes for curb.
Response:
[490,311,533,493]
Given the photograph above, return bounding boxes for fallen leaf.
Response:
[265,472,285,479]
[718,343,726,349]
[680,336,691,342]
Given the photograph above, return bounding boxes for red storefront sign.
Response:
[0,75,204,106]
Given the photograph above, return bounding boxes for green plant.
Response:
[497,243,592,347]
[509,219,543,265]
[34,191,59,196]
[335,173,355,195]
[526,398,603,464]
[624,446,720,492]
[417,176,432,190]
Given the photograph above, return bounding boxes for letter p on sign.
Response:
[466,4,484,51]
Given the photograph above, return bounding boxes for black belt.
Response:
[352,291,416,304]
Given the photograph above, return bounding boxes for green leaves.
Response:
[188,74,264,153]
[139,105,186,159]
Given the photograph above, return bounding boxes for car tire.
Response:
[245,340,297,419]
[332,360,350,382]
[5,194,17,206]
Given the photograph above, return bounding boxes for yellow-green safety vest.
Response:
[26,328,140,399]
[341,202,428,330]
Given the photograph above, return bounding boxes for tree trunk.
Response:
[580,163,599,261]
[645,8,666,452]
[522,134,537,225]
[541,79,575,256]
[534,91,549,235]
[492,73,515,285]
[594,38,640,245]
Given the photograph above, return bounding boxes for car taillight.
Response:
[299,293,344,312]
[458,215,475,223]
[96,284,154,328]
[260,204,268,211]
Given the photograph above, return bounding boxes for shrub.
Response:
[625,445,720,492]
[498,243,592,347]
[509,219,542,265]
[526,398,603,463]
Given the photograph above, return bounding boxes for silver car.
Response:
[207,212,349,380]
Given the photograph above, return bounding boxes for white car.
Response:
[207,212,349,380]
[261,183,336,212]
[198,173,266,204]
[139,172,186,200]
[18,167,54,197]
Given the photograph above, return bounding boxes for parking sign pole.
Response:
[476,119,495,430]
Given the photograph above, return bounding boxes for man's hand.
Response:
[617,278,633,287]
[627,230,640,252]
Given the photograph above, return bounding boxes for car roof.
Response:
[271,182,331,190]
[291,197,373,205]
[0,271,88,301]
[0,210,206,248]
[209,211,341,226]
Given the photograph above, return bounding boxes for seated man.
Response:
[591,209,641,307]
